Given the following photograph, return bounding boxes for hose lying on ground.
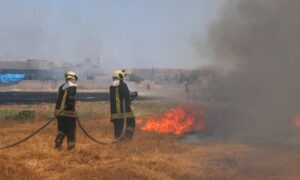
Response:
[76,116,127,145]
[76,100,128,144]
[0,116,127,149]
[0,118,55,149]
[0,100,129,149]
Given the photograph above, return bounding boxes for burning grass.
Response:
[0,101,300,179]
[141,105,206,135]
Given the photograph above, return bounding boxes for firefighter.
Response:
[54,71,78,150]
[110,69,137,140]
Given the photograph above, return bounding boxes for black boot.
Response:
[67,141,75,150]
[54,132,64,150]
[125,127,135,140]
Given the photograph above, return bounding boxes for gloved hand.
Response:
[129,91,138,101]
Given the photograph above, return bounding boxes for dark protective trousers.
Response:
[113,117,136,140]
[55,116,76,150]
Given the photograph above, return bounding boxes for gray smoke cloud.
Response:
[205,0,300,138]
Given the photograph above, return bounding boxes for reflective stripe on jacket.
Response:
[110,80,134,120]
[55,83,77,118]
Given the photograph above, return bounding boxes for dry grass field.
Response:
[1,100,300,180]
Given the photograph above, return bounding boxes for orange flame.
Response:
[294,115,300,131]
[141,106,206,135]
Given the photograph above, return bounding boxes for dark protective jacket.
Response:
[110,80,134,120]
[55,82,77,118]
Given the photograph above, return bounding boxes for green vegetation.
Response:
[0,110,18,120]
[0,110,35,121]
[14,110,35,120]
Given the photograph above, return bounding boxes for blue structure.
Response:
[0,73,25,84]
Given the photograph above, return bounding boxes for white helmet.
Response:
[113,69,126,79]
[65,71,78,81]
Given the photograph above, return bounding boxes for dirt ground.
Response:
[0,100,300,180]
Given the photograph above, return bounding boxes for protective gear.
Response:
[113,69,126,80]
[129,91,138,101]
[113,118,135,139]
[110,78,136,140]
[55,117,76,150]
[54,79,77,150]
[54,131,64,149]
[65,71,78,82]
[55,83,77,118]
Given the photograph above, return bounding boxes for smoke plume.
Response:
[206,0,300,138]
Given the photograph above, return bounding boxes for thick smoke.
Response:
[206,0,300,138]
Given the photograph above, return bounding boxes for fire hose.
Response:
[0,118,55,149]
[0,100,128,149]
[75,92,129,145]
[76,115,127,145]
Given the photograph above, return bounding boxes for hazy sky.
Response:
[0,0,222,70]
